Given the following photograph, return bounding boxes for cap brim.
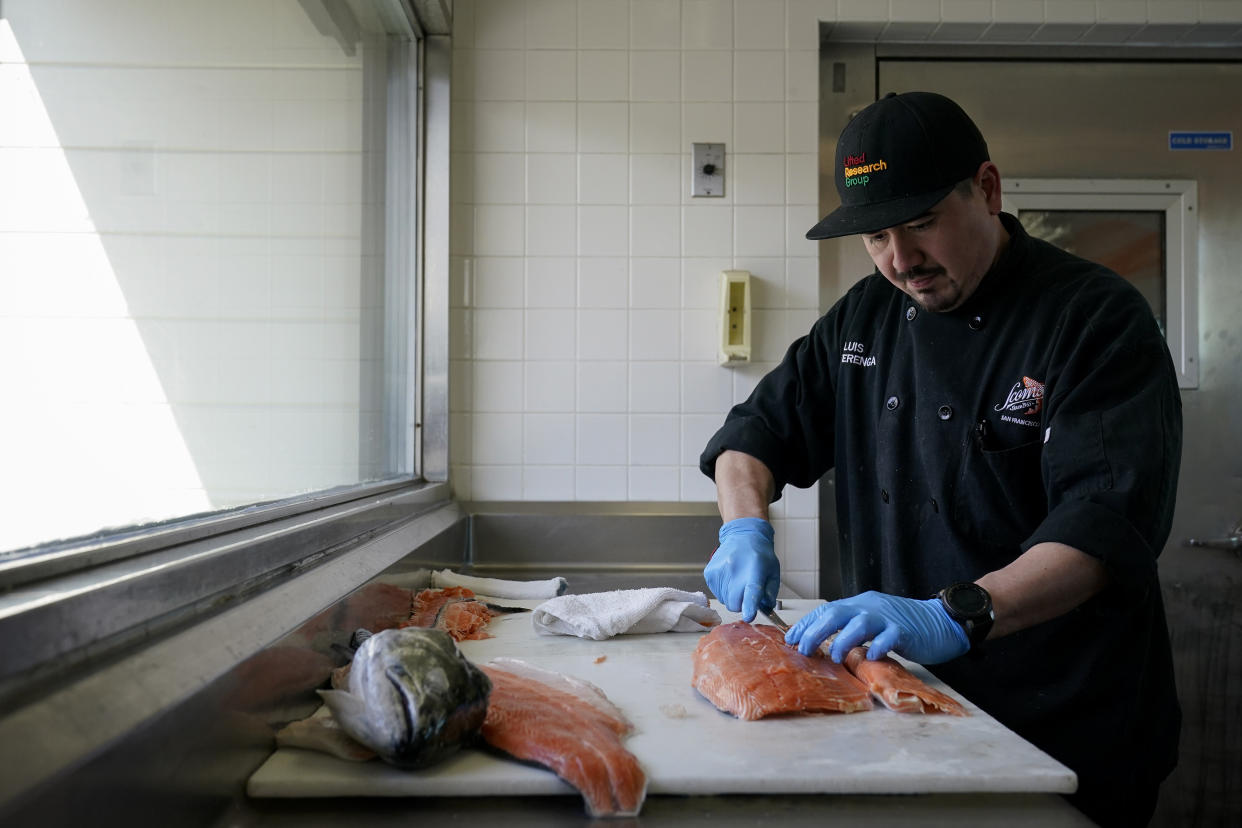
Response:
[805,184,954,240]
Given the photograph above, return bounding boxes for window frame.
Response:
[1003,178,1200,389]
[0,4,453,693]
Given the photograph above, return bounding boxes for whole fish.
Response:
[318,627,491,768]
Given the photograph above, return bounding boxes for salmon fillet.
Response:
[401,586,496,641]
[843,646,967,716]
[692,621,873,720]
[479,659,647,818]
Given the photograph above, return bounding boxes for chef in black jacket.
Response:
[700,91,1181,828]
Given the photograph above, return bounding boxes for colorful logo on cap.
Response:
[842,153,887,188]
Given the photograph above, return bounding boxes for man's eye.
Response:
[909,219,934,231]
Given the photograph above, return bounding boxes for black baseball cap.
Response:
[806,91,989,240]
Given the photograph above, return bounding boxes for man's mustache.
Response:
[899,266,944,281]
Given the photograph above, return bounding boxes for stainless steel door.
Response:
[871,58,1242,827]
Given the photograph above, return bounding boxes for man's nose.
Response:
[889,233,922,275]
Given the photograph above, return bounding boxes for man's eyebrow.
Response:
[868,212,935,236]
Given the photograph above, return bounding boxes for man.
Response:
[699,91,1181,827]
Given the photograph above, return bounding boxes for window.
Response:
[1,1,428,558]
[1003,179,1199,388]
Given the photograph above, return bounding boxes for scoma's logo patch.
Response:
[993,376,1044,427]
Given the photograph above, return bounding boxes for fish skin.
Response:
[319,627,491,768]
[843,646,967,716]
[479,660,647,818]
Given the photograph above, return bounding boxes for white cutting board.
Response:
[246,598,1075,798]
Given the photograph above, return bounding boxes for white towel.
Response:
[532,588,721,640]
[431,568,568,600]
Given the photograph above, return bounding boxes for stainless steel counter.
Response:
[221,791,1093,827]
[0,502,1091,827]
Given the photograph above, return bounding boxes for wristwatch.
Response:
[936,582,994,647]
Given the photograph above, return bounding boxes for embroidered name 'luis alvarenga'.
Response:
[841,340,876,367]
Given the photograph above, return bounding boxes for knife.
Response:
[761,608,791,633]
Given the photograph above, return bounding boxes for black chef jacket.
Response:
[701,213,1182,809]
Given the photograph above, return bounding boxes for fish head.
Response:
[332,627,491,768]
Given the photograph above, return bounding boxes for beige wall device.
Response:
[719,269,752,366]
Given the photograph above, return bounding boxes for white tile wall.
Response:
[579,204,629,254]
[527,0,578,48]
[578,51,629,100]
[525,101,577,151]
[450,0,1240,597]
[523,465,576,499]
[629,414,680,464]
[473,361,523,411]
[526,50,576,99]
[526,204,576,256]
[525,308,575,358]
[578,257,628,306]
[579,153,629,203]
[525,361,576,410]
[577,413,628,464]
[629,360,680,410]
[474,256,525,307]
[631,205,681,255]
[579,0,629,48]
[577,360,628,411]
[526,257,576,306]
[630,0,682,49]
[524,413,577,463]
[629,465,681,499]
[527,153,577,203]
[631,154,682,202]
[577,307,628,359]
[631,51,681,101]
[576,465,627,499]
[630,257,681,307]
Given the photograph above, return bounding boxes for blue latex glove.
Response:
[704,518,778,623]
[785,590,969,664]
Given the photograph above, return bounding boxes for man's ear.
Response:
[975,161,1003,215]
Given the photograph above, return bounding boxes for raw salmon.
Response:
[843,646,967,716]
[402,586,496,641]
[479,658,647,818]
[692,621,873,720]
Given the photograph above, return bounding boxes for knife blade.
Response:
[762,608,791,633]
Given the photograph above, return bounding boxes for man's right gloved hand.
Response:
[704,517,778,623]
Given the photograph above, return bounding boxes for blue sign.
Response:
[1169,131,1232,151]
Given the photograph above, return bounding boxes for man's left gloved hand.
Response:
[784,590,969,664]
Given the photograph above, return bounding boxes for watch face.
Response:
[949,583,989,615]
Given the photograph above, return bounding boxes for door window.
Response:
[1004,179,1199,388]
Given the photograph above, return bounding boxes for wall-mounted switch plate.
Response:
[692,142,725,197]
